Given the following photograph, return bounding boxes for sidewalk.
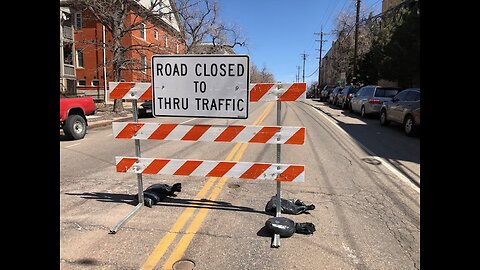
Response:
[86,102,134,129]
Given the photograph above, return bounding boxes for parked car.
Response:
[336,85,359,109]
[60,97,96,140]
[350,85,401,118]
[328,86,344,105]
[138,100,153,118]
[380,88,420,136]
[320,85,335,101]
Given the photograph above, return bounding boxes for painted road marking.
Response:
[180,118,196,124]
[141,102,275,270]
[65,143,81,148]
[307,104,420,193]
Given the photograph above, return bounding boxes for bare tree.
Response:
[327,9,375,85]
[177,0,245,53]
[250,63,275,83]
[68,0,179,112]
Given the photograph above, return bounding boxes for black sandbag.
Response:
[265,217,296,238]
[265,196,315,215]
[143,189,164,208]
[145,183,182,197]
[136,183,182,207]
[295,222,316,234]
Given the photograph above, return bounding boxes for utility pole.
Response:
[300,52,308,82]
[296,66,301,82]
[353,0,361,84]
[315,27,327,98]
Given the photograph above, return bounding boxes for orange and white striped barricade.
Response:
[115,157,304,182]
[108,82,307,102]
[108,81,306,249]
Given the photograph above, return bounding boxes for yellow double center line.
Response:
[141,102,275,270]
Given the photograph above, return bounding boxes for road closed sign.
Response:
[151,55,249,119]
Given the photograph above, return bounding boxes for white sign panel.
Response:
[151,55,249,119]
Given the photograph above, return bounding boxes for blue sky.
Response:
[219,0,383,85]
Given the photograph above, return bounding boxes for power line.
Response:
[306,67,319,78]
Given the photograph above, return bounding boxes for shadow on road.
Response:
[65,192,268,215]
[65,192,137,206]
[60,134,76,141]
[154,197,267,215]
[300,101,420,186]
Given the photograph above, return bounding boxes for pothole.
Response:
[172,259,195,270]
[227,183,240,189]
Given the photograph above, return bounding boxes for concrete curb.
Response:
[88,115,133,130]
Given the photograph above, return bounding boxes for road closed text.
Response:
[152,55,249,118]
[156,63,245,77]
[157,97,244,112]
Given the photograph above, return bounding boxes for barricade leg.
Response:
[109,99,144,234]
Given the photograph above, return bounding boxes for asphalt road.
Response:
[60,100,420,270]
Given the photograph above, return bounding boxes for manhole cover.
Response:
[172,259,195,270]
[227,183,240,189]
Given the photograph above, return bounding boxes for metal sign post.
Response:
[272,100,282,248]
[109,100,144,234]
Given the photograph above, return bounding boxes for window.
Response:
[140,54,147,73]
[405,91,420,101]
[356,89,364,97]
[77,79,86,86]
[393,91,408,101]
[63,44,73,65]
[75,12,82,30]
[375,88,399,98]
[91,79,99,86]
[154,29,158,40]
[176,43,179,54]
[362,87,374,97]
[140,23,146,40]
[76,49,84,68]
[164,34,168,48]
[168,14,173,22]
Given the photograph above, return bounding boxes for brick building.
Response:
[62,0,185,101]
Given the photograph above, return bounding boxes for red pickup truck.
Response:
[60,97,96,140]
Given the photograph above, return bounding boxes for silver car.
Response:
[380,88,420,136]
[350,85,401,117]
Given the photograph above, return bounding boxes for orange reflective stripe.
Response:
[143,159,170,174]
[206,162,236,177]
[249,127,278,143]
[214,126,245,142]
[116,157,138,172]
[173,160,203,176]
[182,125,211,141]
[250,83,274,101]
[239,163,271,179]
[139,86,152,100]
[115,123,144,139]
[148,124,178,140]
[278,83,306,101]
[284,128,305,145]
[276,165,304,181]
[110,82,134,99]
